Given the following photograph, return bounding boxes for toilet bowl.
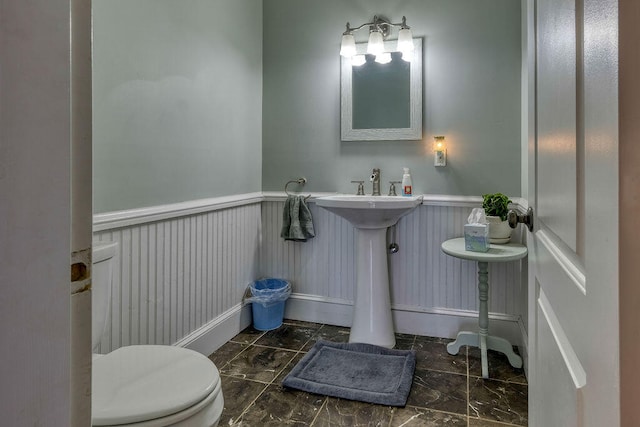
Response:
[92,241,223,426]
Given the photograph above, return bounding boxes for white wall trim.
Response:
[421,195,529,211]
[421,195,524,210]
[174,303,252,356]
[265,192,484,207]
[519,315,529,378]
[94,192,530,232]
[284,293,354,326]
[284,293,524,346]
[93,192,264,231]
[262,191,337,202]
[287,292,354,306]
[264,191,529,210]
[282,292,520,326]
[391,303,520,323]
[512,196,529,211]
[421,194,483,207]
[178,294,525,356]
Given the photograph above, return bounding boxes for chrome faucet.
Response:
[370,168,381,196]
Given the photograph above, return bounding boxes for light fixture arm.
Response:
[340,15,414,61]
[400,16,410,30]
[343,21,370,35]
[343,15,410,38]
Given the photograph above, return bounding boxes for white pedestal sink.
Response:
[315,194,423,348]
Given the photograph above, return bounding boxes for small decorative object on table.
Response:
[464,208,490,252]
[482,193,513,243]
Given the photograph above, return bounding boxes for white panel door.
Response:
[528,0,619,425]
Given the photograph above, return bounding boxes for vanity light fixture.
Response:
[375,52,392,64]
[434,136,447,167]
[340,15,414,63]
[351,54,367,66]
[367,28,385,56]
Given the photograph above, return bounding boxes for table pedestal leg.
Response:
[478,261,489,378]
[447,331,479,354]
[446,261,522,379]
[486,336,523,368]
[447,333,523,377]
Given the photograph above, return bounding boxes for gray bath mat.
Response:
[282,340,416,406]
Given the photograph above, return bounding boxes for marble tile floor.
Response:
[208,319,528,426]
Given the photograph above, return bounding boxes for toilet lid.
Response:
[92,345,220,426]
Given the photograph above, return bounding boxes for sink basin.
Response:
[314,193,423,348]
[315,194,423,229]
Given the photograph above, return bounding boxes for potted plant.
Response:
[482,193,513,243]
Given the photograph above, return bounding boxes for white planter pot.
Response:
[486,216,512,243]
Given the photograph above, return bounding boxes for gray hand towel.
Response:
[281,195,315,242]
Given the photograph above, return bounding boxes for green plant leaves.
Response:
[481,193,512,221]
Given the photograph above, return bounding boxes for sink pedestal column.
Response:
[314,194,423,350]
[350,228,395,349]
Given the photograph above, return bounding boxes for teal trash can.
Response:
[248,279,291,331]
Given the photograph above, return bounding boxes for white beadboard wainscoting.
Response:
[93,192,528,361]
[92,194,262,355]
[261,194,528,356]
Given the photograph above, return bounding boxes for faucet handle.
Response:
[350,180,365,195]
[388,181,402,196]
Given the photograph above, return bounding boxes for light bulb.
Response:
[340,33,356,58]
[433,136,447,167]
[374,52,392,64]
[351,54,366,66]
[397,28,414,56]
[400,50,414,62]
[367,30,384,56]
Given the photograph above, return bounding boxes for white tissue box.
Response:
[464,224,490,252]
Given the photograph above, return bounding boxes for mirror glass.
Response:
[352,52,410,129]
[341,38,422,141]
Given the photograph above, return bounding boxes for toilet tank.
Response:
[92,241,118,351]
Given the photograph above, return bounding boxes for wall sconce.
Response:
[340,16,414,64]
[433,136,447,167]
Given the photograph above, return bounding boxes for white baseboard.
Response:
[284,293,524,345]
[175,304,252,356]
[175,294,525,361]
[283,294,354,327]
[518,316,529,377]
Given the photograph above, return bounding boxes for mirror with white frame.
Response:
[341,38,422,141]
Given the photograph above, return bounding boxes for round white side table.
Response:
[441,237,528,379]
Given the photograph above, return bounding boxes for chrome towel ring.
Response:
[284,177,311,200]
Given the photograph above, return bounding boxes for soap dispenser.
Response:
[401,168,413,197]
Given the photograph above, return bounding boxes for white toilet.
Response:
[92,241,224,426]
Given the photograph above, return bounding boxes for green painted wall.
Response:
[93,0,262,213]
[93,0,522,212]
[263,0,522,197]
